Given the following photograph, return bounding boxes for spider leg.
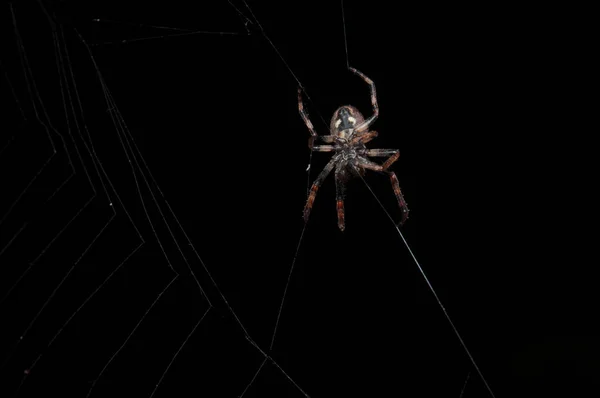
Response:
[349,67,379,132]
[334,168,347,231]
[364,149,399,170]
[355,157,409,225]
[388,171,410,225]
[355,157,384,172]
[304,157,337,223]
[317,135,338,144]
[350,130,378,145]
[298,87,318,149]
[312,145,335,152]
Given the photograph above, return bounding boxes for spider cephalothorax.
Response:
[299,67,409,231]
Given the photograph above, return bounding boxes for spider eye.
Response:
[335,119,342,128]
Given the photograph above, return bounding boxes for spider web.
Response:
[0,1,500,397]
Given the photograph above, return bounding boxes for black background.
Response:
[0,1,595,397]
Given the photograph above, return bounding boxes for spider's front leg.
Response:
[304,157,337,223]
[349,67,379,133]
[298,88,318,148]
[298,88,341,149]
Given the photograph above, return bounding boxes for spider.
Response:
[299,67,409,231]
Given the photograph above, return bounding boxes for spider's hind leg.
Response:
[356,157,409,225]
[387,171,409,225]
[364,148,399,170]
[334,169,348,232]
[304,157,337,223]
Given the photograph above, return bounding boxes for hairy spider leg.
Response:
[349,67,379,132]
[356,157,410,225]
[304,157,337,222]
[312,145,335,152]
[350,130,378,145]
[389,172,410,225]
[365,148,400,171]
[298,88,317,148]
[298,88,341,147]
[334,168,348,231]
[316,135,338,143]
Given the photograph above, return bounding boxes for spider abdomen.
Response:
[330,105,365,137]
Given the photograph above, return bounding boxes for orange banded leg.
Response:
[356,157,409,225]
[349,67,379,132]
[298,88,317,148]
[312,145,335,152]
[351,130,378,145]
[337,200,345,231]
[317,135,338,144]
[388,172,409,225]
[303,158,336,222]
[364,149,399,170]
[334,170,347,231]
